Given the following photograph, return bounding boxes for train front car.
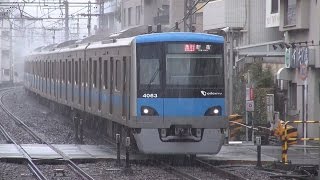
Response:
[132,32,227,154]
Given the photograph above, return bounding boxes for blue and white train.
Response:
[24,31,227,154]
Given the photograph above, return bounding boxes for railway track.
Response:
[0,87,94,180]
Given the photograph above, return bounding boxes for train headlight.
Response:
[143,108,149,114]
[213,108,219,115]
[205,106,222,116]
[141,106,159,116]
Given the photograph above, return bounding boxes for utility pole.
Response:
[46,28,63,44]
[184,0,196,32]
[99,0,104,30]
[87,1,92,36]
[9,22,13,83]
[77,15,80,39]
[64,0,69,41]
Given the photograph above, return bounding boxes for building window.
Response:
[271,0,278,14]
[136,6,141,25]
[289,82,297,109]
[1,31,9,38]
[128,7,132,26]
[284,0,296,25]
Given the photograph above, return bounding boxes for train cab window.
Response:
[116,60,121,90]
[93,60,97,87]
[104,60,108,89]
[98,58,102,89]
[137,44,161,89]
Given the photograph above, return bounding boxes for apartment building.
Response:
[0,12,12,83]
[95,0,122,35]
[277,0,320,138]
[203,0,284,115]
[121,0,169,30]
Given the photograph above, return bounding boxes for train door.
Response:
[78,58,82,105]
[98,58,102,111]
[60,60,62,100]
[102,59,108,116]
[54,61,56,98]
[89,58,92,109]
[64,60,67,101]
[109,57,114,114]
[122,57,129,119]
[72,59,74,103]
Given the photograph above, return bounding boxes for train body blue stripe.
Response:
[135,32,224,44]
[137,98,225,117]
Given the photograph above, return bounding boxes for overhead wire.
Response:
[170,0,211,31]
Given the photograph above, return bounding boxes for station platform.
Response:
[198,142,319,165]
[0,144,117,160]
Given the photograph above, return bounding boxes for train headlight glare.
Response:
[143,108,149,114]
[141,106,159,116]
[204,106,222,116]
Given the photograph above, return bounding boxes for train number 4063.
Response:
[142,94,158,98]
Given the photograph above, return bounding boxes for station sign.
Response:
[285,47,309,70]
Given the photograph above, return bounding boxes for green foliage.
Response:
[233,61,275,124]
[250,61,273,88]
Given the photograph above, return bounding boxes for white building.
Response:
[0,12,12,83]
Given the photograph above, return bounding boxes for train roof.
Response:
[28,32,224,56]
[135,32,224,44]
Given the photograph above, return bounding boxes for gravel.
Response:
[221,165,287,180]
[77,160,180,180]
[0,93,39,144]
[176,166,227,180]
[2,88,96,145]
[0,161,36,180]
[37,163,83,180]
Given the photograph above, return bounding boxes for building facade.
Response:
[0,13,12,83]
[121,0,169,30]
[277,0,320,138]
[95,0,122,35]
[203,0,284,116]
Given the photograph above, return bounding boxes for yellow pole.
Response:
[281,121,289,164]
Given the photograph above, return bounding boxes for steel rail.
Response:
[161,162,201,180]
[195,159,247,180]
[0,87,47,180]
[0,88,94,180]
[0,93,45,144]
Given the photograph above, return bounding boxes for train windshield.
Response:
[165,42,224,88]
[166,54,223,88]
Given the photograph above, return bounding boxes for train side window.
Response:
[116,60,121,90]
[93,60,97,87]
[104,60,108,89]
